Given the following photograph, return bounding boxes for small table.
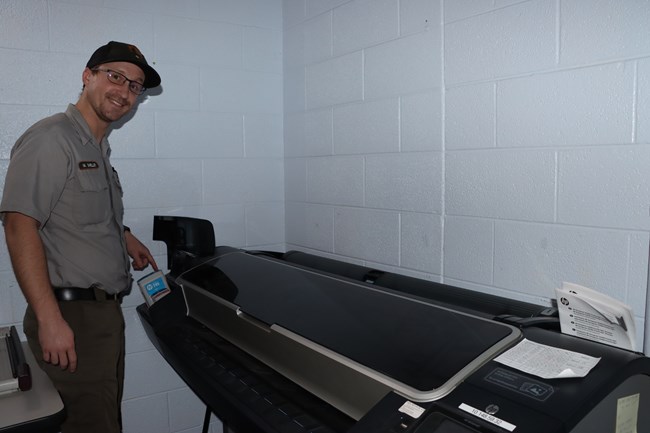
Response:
[0,342,65,433]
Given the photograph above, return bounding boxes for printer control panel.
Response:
[351,394,488,433]
[411,412,481,432]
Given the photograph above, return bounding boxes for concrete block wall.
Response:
[283,0,650,352]
[0,1,283,432]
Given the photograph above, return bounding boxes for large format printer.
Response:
[138,216,650,433]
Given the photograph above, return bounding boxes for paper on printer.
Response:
[495,338,600,379]
[555,282,636,352]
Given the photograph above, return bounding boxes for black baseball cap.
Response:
[86,41,161,89]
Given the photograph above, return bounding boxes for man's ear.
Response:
[82,67,93,87]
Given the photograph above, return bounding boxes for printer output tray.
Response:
[177,251,521,420]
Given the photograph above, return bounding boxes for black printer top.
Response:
[179,251,520,393]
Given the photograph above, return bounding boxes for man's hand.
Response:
[125,230,158,271]
[39,314,77,372]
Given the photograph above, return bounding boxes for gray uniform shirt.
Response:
[0,104,131,294]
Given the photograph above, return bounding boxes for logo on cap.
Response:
[127,44,143,60]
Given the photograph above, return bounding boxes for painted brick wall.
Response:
[283,0,650,353]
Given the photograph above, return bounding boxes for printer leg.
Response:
[202,405,210,433]
[200,406,235,433]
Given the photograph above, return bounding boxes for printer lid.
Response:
[178,251,521,400]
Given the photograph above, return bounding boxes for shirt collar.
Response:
[64,104,111,157]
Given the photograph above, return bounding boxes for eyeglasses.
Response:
[92,68,146,95]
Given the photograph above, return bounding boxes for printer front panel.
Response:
[350,389,560,433]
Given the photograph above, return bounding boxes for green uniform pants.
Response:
[24,299,125,433]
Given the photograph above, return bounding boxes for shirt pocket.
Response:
[74,171,110,226]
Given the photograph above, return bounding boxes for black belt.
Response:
[53,286,124,302]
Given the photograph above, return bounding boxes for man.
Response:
[1,41,161,433]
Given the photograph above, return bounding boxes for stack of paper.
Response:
[555,282,636,351]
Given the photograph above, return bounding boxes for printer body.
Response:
[139,216,650,433]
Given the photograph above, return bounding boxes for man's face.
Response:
[82,61,145,124]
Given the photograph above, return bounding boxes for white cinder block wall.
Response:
[283,0,650,352]
[0,1,283,432]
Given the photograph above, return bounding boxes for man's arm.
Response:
[124,229,158,272]
[3,212,77,372]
